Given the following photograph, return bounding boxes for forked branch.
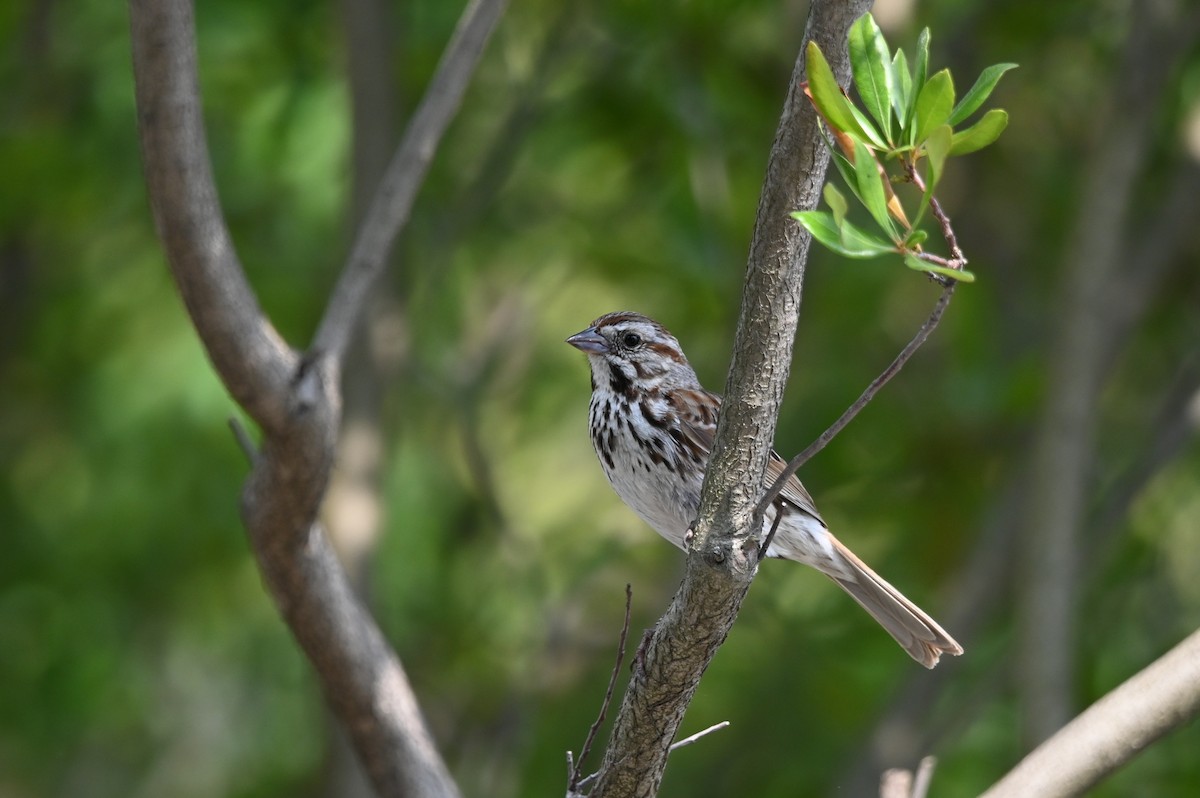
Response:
[130,0,508,794]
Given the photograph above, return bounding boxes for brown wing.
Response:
[764,449,825,526]
[668,389,825,526]
[666,388,720,459]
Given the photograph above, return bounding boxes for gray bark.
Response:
[984,629,1200,797]
[129,0,508,793]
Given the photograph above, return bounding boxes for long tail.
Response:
[826,538,963,668]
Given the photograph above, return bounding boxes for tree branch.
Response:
[129,0,508,794]
[756,283,955,519]
[313,0,510,364]
[668,721,730,752]
[130,0,297,435]
[881,756,937,798]
[244,516,463,798]
[1017,0,1198,744]
[981,628,1200,798]
[569,585,633,793]
[586,2,872,795]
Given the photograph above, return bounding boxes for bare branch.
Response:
[880,768,913,798]
[904,160,966,274]
[586,2,873,795]
[912,756,937,798]
[1090,350,1200,558]
[568,585,633,792]
[228,417,259,464]
[668,721,731,752]
[880,756,937,798]
[313,0,510,364]
[756,284,955,518]
[130,0,297,434]
[129,0,501,793]
[981,628,1200,798]
[1017,0,1198,743]
[245,516,462,798]
[756,110,971,521]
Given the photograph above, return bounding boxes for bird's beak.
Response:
[566,327,608,354]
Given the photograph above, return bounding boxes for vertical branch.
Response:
[1016,1,1198,744]
[586,2,873,796]
[313,0,510,363]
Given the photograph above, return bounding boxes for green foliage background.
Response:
[2,0,1198,795]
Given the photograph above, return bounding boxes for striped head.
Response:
[565,311,701,396]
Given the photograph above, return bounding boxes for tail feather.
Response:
[827,539,963,669]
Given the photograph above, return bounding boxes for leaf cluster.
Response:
[794,14,1016,283]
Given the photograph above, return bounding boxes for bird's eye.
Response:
[621,332,642,348]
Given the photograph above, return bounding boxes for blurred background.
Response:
[2,0,1198,795]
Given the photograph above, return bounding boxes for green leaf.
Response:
[850,14,894,139]
[949,108,1009,155]
[891,49,912,129]
[948,63,1017,126]
[913,69,955,145]
[853,139,894,237]
[839,217,899,257]
[924,124,952,193]
[904,254,976,282]
[905,229,929,247]
[806,42,865,139]
[792,211,896,258]
[823,183,848,227]
[832,151,857,194]
[912,26,931,127]
[847,102,889,149]
[913,29,930,83]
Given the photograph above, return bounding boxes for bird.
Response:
[566,310,962,668]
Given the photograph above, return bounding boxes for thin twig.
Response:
[312,0,509,364]
[879,756,936,798]
[569,584,633,790]
[926,194,963,264]
[755,150,965,518]
[906,161,965,266]
[668,721,731,752]
[911,250,962,269]
[880,768,913,798]
[756,283,955,517]
[228,416,259,464]
[757,499,785,561]
[912,756,937,798]
[575,721,731,793]
[575,769,601,791]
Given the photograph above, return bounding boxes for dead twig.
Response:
[568,585,633,792]
[756,151,966,519]
[881,756,937,798]
[668,721,731,752]
[756,283,955,517]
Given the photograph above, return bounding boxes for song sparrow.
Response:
[567,311,962,668]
